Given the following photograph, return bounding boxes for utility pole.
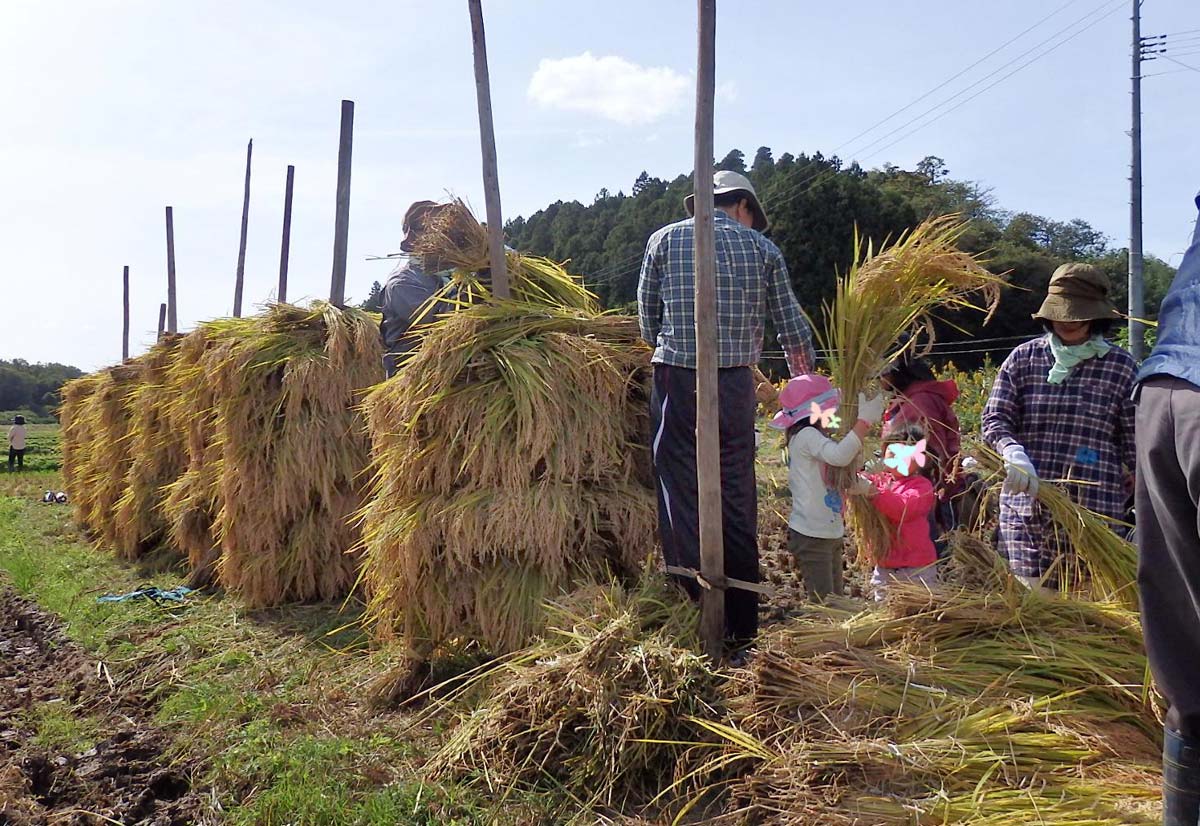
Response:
[693,0,724,661]
[234,138,253,318]
[279,164,294,303]
[1128,0,1145,360]
[330,100,354,308]
[467,0,511,299]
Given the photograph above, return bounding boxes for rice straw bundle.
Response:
[206,302,382,606]
[819,214,1004,564]
[112,335,187,560]
[72,363,144,550]
[362,299,656,654]
[427,580,724,810]
[409,198,598,314]
[60,372,102,533]
[160,328,224,581]
[969,445,1139,609]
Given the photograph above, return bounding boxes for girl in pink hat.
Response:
[770,375,885,601]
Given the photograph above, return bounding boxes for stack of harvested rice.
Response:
[820,215,1004,564]
[204,302,382,607]
[161,328,223,582]
[113,335,186,560]
[361,202,656,654]
[59,372,102,532]
[64,362,144,548]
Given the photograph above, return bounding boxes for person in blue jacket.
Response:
[1136,190,1200,826]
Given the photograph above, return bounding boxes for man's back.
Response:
[379,258,449,376]
[637,211,813,373]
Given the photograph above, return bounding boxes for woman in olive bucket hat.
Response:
[981,262,1136,590]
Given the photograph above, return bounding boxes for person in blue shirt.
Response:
[1135,191,1200,826]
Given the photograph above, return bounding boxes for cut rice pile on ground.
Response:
[361,300,656,655]
[113,334,186,560]
[819,214,1005,565]
[206,301,382,607]
[426,580,723,812]
[713,583,1161,824]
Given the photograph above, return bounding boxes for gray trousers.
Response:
[1136,377,1200,737]
[787,530,843,601]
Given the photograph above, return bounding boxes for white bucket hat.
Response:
[684,170,769,232]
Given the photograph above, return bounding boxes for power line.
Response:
[1161,55,1200,73]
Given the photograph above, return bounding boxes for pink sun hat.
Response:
[769,374,841,430]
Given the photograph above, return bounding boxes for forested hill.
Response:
[501,149,1175,366]
[0,359,83,422]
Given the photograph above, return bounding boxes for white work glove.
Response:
[856,392,886,425]
[1002,445,1039,497]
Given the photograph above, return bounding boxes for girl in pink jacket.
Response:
[866,424,938,600]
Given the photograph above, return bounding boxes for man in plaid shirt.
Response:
[982,263,1136,587]
[638,170,816,655]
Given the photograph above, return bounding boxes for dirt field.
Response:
[0,587,211,825]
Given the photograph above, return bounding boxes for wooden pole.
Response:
[693,0,724,660]
[467,0,510,299]
[165,206,178,333]
[122,266,130,362]
[330,100,354,308]
[278,164,294,303]
[233,138,253,317]
[157,302,167,342]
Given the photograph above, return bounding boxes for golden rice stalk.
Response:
[969,445,1139,609]
[207,301,383,607]
[160,328,224,579]
[113,335,187,560]
[361,300,655,653]
[426,579,724,810]
[60,372,103,533]
[408,198,598,318]
[819,214,1005,565]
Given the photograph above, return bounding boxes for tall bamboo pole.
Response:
[330,100,354,307]
[467,0,510,299]
[279,164,294,303]
[233,138,253,317]
[165,207,178,333]
[122,266,130,361]
[693,0,724,659]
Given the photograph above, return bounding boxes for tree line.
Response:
[0,359,83,422]
[363,148,1172,371]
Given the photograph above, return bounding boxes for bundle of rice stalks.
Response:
[819,215,1005,564]
[60,372,102,532]
[940,528,1010,591]
[426,580,725,811]
[409,198,598,313]
[161,328,224,582]
[112,335,187,560]
[206,301,383,606]
[969,445,1139,609]
[72,363,144,549]
[362,300,656,653]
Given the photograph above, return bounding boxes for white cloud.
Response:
[527,52,690,125]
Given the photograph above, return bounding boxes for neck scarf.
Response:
[1047,334,1111,384]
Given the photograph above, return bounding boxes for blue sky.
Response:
[1,0,1196,370]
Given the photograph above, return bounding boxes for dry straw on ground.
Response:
[206,301,382,607]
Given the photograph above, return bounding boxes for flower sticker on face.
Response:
[884,439,927,477]
[809,401,841,430]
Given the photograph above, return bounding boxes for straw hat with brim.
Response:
[400,200,442,253]
[684,170,769,232]
[1033,263,1123,324]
